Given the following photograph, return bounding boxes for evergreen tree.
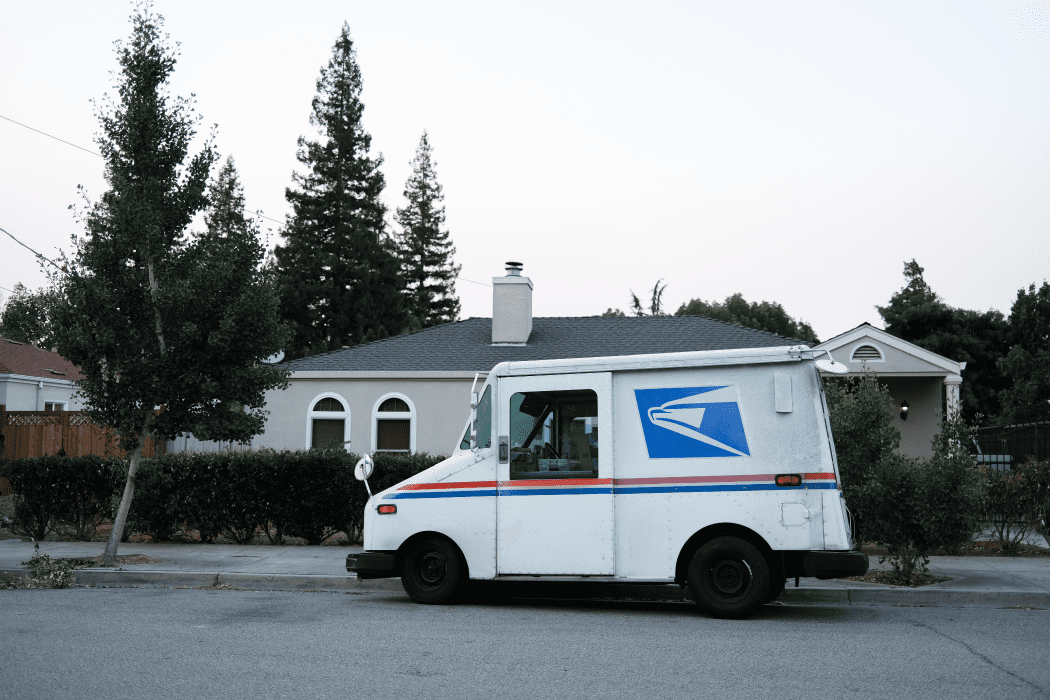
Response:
[676,292,819,344]
[0,282,58,347]
[877,260,1009,422]
[52,8,288,563]
[275,24,404,357]
[394,131,460,328]
[997,281,1050,424]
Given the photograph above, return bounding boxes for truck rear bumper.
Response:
[801,550,869,580]
[346,551,398,579]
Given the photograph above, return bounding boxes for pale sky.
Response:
[1,1,1047,343]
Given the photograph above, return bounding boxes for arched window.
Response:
[850,343,884,363]
[372,393,416,453]
[306,393,351,450]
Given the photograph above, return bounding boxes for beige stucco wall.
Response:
[0,377,83,412]
[878,376,943,460]
[255,376,476,457]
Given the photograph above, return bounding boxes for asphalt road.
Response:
[3,588,1048,700]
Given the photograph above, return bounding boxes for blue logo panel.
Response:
[634,386,750,459]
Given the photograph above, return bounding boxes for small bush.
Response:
[858,417,987,582]
[1,456,124,541]
[126,456,188,542]
[985,459,1050,553]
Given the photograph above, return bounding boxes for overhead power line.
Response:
[1,113,286,228]
[0,226,61,269]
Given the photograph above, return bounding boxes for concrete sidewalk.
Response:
[3,538,1049,608]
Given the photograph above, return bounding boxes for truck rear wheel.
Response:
[688,536,771,619]
[401,537,465,605]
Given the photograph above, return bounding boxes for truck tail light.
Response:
[775,474,802,487]
[377,504,397,514]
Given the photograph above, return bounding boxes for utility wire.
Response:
[3,115,486,286]
[2,113,287,228]
[0,114,101,158]
[0,226,61,269]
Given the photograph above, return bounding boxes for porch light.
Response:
[900,400,909,421]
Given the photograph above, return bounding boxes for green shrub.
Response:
[823,372,900,543]
[858,417,987,582]
[984,459,1050,553]
[126,456,188,542]
[1,456,124,541]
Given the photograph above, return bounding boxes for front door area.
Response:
[496,372,614,575]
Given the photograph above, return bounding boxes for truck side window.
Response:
[509,389,598,480]
[461,385,493,450]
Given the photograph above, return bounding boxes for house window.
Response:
[372,394,416,453]
[44,402,67,412]
[306,393,350,450]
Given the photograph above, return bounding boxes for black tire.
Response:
[401,537,466,605]
[688,536,771,619]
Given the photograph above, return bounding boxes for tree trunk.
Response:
[101,416,151,564]
[147,258,167,357]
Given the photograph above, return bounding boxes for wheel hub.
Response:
[420,552,446,585]
[711,559,751,597]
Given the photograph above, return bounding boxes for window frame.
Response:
[371,392,416,454]
[305,392,351,451]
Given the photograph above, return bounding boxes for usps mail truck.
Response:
[347,345,868,618]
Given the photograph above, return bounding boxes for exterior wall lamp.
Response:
[900,400,909,421]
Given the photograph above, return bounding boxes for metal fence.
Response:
[973,422,1049,469]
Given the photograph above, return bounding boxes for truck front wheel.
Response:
[688,536,771,619]
[401,537,465,605]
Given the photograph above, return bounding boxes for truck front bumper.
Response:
[346,551,398,579]
[801,550,869,580]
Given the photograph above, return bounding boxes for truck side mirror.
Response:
[354,454,375,500]
[470,391,479,451]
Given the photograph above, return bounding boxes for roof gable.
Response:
[812,324,963,375]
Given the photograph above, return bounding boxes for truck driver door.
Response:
[496,372,614,575]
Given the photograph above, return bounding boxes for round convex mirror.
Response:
[354,455,374,481]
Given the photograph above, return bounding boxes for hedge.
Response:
[2,449,446,545]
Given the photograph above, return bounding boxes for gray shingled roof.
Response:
[283,316,808,372]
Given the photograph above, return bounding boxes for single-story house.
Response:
[0,337,84,412]
[812,324,966,459]
[252,264,808,456]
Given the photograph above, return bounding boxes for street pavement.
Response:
[2,531,1049,608]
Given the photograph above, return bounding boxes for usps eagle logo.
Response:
[634,386,750,458]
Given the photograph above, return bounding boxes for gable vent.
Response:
[851,344,883,362]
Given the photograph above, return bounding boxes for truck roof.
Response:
[490,345,816,378]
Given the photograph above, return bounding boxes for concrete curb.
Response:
[4,568,1049,608]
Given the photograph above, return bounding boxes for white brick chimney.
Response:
[492,261,533,344]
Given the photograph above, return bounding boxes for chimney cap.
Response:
[505,261,523,276]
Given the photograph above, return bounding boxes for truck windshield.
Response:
[509,389,598,480]
[460,385,492,450]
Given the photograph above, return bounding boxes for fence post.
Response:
[0,404,6,461]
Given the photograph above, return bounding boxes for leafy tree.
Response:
[601,307,626,317]
[394,131,461,329]
[676,293,819,343]
[51,7,288,563]
[997,282,1050,424]
[275,24,405,357]
[877,260,1009,422]
[0,283,59,347]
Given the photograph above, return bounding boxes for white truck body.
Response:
[349,345,866,616]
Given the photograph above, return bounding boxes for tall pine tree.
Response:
[394,131,461,328]
[275,24,404,357]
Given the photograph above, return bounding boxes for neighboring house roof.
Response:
[283,316,808,373]
[812,322,964,377]
[0,337,84,381]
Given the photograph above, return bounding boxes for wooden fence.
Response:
[0,405,166,462]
